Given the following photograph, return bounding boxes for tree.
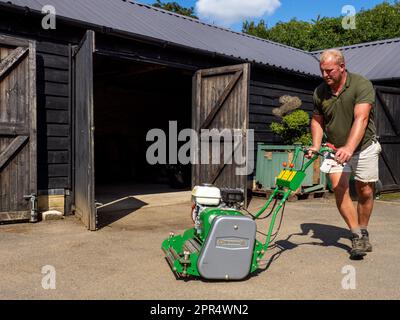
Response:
[242,1,400,51]
[152,0,198,19]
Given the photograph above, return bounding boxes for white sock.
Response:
[351,228,362,238]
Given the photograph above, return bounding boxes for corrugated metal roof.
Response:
[2,0,398,81]
[312,38,400,81]
[0,0,321,77]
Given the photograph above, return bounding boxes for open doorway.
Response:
[73,32,250,230]
[92,55,193,227]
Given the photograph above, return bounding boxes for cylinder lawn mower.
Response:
[161,144,336,280]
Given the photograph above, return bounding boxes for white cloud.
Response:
[195,0,281,26]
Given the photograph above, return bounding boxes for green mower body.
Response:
[161,207,263,280]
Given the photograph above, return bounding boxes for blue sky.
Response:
[137,0,395,31]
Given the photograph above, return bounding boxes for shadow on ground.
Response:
[252,223,353,278]
[96,197,148,229]
[170,223,353,283]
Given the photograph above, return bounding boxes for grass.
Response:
[377,192,400,201]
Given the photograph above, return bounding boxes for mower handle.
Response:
[302,144,336,157]
[293,144,336,172]
[325,142,337,151]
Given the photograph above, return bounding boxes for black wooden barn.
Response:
[0,0,398,230]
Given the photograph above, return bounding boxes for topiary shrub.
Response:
[270,96,312,145]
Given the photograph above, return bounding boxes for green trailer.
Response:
[255,143,328,194]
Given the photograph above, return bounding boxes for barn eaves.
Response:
[311,38,400,82]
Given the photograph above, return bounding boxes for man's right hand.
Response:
[305,146,320,159]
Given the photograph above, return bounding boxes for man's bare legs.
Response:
[355,181,375,227]
[329,172,359,229]
[355,181,375,252]
[329,172,373,257]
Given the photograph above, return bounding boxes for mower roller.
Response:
[161,144,336,280]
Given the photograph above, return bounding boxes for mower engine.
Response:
[190,184,221,225]
[162,184,258,280]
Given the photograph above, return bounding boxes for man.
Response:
[308,49,381,259]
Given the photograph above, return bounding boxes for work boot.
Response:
[350,234,367,259]
[361,229,373,252]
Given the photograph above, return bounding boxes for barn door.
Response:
[0,35,37,223]
[192,63,251,204]
[374,86,400,192]
[73,30,96,230]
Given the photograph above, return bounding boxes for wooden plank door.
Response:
[73,30,96,230]
[375,85,400,192]
[0,35,37,222]
[192,63,251,204]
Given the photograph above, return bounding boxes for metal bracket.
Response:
[23,193,38,223]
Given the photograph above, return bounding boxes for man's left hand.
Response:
[335,146,354,164]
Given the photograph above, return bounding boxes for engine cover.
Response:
[197,215,256,280]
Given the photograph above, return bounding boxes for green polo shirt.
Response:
[313,71,377,152]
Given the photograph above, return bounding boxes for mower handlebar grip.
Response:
[302,145,336,157]
[325,143,337,151]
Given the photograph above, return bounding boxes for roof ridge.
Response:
[311,37,400,53]
[128,0,310,55]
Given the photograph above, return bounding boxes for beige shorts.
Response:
[322,141,382,183]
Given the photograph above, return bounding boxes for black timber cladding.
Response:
[0,6,89,192]
[0,2,113,193]
[36,41,71,190]
[249,68,319,146]
[374,86,400,191]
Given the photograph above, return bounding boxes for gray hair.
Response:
[320,49,345,65]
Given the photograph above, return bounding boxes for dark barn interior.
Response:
[93,55,193,207]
